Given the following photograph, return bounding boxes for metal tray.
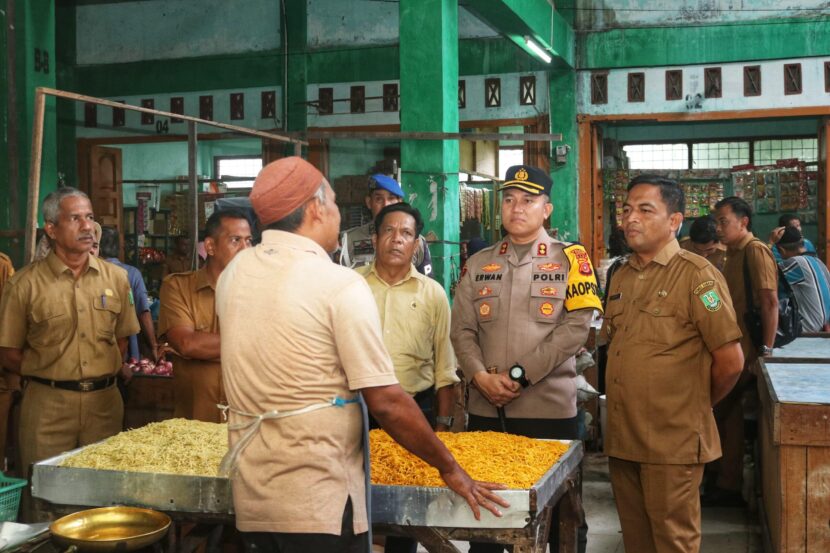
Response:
[32,440,582,529]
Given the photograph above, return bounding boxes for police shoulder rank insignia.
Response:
[479,302,492,317]
[563,245,603,313]
[693,280,715,296]
[499,242,509,255]
[700,290,722,312]
[481,263,502,273]
[539,302,554,316]
[537,243,547,256]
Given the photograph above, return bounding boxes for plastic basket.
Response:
[0,472,26,522]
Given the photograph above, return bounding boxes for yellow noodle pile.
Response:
[61,418,227,477]
[370,430,568,489]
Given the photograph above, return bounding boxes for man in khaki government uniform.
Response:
[357,202,459,553]
[0,188,139,506]
[707,196,778,506]
[0,251,16,471]
[451,165,602,553]
[216,157,507,553]
[339,174,432,276]
[157,208,251,423]
[679,215,726,271]
[603,175,744,553]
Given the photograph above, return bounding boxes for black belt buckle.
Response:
[79,380,95,392]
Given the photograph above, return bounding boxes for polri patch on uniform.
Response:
[537,244,547,256]
[693,280,715,295]
[479,302,492,317]
[481,263,502,273]
[540,286,557,297]
[499,242,509,255]
[539,302,555,316]
[579,261,592,276]
[537,263,561,272]
[478,286,493,297]
[700,290,722,312]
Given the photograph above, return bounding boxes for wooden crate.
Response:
[124,375,174,430]
[758,360,830,553]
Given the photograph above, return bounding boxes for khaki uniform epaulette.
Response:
[675,248,713,271]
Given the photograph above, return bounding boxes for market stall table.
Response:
[768,337,830,363]
[757,360,830,553]
[31,440,583,553]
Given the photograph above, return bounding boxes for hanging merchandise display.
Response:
[730,159,817,222]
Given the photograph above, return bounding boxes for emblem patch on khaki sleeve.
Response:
[479,302,492,317]
[700,290,722,312]
[693,280,715,295]
[539,302,554,316]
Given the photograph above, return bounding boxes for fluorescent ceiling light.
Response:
[524,36,552,64]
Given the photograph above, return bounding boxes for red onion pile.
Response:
[126,357,173,377]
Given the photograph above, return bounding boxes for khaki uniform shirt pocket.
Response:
[530,283,565,323]
[635,299,679,346]
[92,295,122,338]
[474,296,499,324]
[29,307,71,348]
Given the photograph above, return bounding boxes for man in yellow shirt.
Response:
[357,203,459,433]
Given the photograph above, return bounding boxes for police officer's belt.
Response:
[29,375,117,392]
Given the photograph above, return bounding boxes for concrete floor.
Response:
[397,451,763,553]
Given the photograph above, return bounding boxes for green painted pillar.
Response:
[549,68,578,242]
[56,0,77,189]
[1,0,57,264]
[399,0,460,291]
[284,0,307,151]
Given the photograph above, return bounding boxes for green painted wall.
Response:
[580,18,830,69]
[549,69,579,242]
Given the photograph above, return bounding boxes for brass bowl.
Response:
[49,506,171,552]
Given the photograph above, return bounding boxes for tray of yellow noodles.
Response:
[370,430,582,528]
[32,420,582,528]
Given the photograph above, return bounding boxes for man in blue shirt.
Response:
[100,227,157,361]
[777,227,830,333]
[769,214,816,263]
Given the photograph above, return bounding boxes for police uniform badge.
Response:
[499,242,509,255]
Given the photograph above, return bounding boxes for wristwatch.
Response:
[435,416,454,427]
[509,364,530,388]
[759,345,773,357]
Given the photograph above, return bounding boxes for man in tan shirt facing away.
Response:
[216,157,507,553]
[0,251,15,471]
[0,188,138,508]
[603,175,744,553]
[157,209,252,423]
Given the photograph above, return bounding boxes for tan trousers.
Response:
[173,363,224,423]
[0,372,21,472]
[609,457,705,553]
[712,369,755,492]
[19,381,124,478]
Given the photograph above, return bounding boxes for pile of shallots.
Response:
[126,357,173,377]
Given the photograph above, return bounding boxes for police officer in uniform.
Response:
[451,165,602,553]
[0,188,139,519]
[602,175,744,553]
[339,174,432,275]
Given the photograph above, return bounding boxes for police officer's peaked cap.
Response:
[499,165,552,196]
[368,174,404,198]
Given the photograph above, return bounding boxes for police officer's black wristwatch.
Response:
[509,364,530,388]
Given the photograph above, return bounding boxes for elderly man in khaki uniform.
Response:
[452,165,602,553]
[216,157,507,553]
[0,188,139,501]
[603,175,744,553]
[157,208,252,423]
